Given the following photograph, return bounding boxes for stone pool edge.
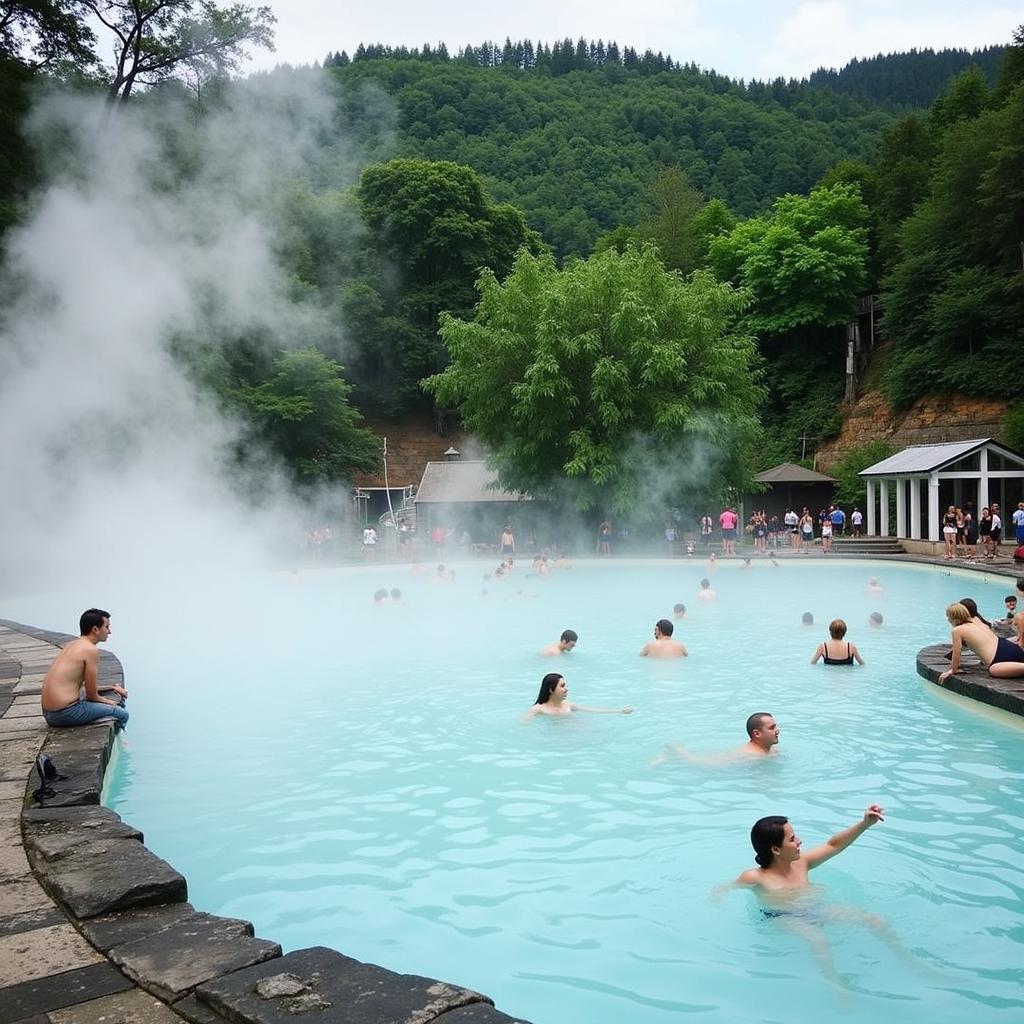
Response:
[0,618,530,1024]
[915,642,1024,718]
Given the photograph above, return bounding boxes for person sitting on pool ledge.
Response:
[522,673,634,719]
[811,619,864,666]
[732,806,885,894]
[541,629,578,656]
[938,602,1024,683]
[41,609,129,731]
[640,619,687,658]
[654,711,780,764]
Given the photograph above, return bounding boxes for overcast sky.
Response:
[249,0,1019,81]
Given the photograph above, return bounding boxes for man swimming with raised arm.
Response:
[654,712,779,765]
[640,618,687,658]
[541,629,578,656]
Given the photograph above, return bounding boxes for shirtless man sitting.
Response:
[541,629,578,656]
[40,608,129,730]
[640,619,687,658]
[938,601,1024,682]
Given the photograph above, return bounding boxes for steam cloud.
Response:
[0,69,377,598]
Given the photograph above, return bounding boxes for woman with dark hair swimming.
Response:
[522,673,634,719]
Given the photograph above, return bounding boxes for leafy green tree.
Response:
[349,158,543,415]
[829,440,895,511]
[225,347,380,485]
[81,0,276,102]
[424,245,763,515]
[0,1,97,70]
[707,183,869,333]
[636,166,703,272]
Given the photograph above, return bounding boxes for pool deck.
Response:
[2,551,1020,1022]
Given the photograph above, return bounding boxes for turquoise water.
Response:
[15,559,1024,1022]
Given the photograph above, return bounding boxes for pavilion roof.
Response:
[414,460,530,504]
[858,439,1005,477]
[754,462,836,484]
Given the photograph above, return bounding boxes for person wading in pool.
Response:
[938,602,1024,683]
[810,619,865,666]
[654,711,780,764]
[540,629,578,656]
[40,608,129,730]
[640,618,687,658]
[522,673,634,719]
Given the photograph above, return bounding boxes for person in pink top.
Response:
[719,506,738,555]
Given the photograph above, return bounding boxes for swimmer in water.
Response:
[718,805,909,994]
[654,712,780,765]
[541,629,578,656]
[640,619,688,658]
[868,576,883,594]
[522,673,634,719]
[810,619,864,666]
[673,603,686,621]
[868,611,883,627]
[697,577,717,602]
[938,602,1024,683]
[801,612,814,627]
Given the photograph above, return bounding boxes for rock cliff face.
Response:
[814,391,1009,471]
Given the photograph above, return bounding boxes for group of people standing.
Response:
[941,502,1018,561]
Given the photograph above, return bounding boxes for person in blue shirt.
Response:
[830,506,845,536]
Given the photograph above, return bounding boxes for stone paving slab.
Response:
[48,986,190,1023]
[0,833,31,881]
[0,962,134,1024]
[4,704,42,720]
[0,781,25,802]
[0,922,105,987]
[195,947,489,1024]
[0,718,46,736]
[0,905,66,939]
[81,903,202,951]
[33,837,187,919]
[109,913,281,1003]
[0,878,52,917]
[11,682,43,695]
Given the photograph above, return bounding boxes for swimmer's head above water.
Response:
[535,672,567,704]
[751,816,795,868]
[745,712,780,751]
[654,618,674,638]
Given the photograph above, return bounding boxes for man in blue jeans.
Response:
[40,608,129,730]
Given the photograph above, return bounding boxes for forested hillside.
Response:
[1,7,1021,518]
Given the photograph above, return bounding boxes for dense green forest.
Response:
[1,5,1022,513]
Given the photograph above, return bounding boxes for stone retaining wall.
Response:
[0,620,530,1024]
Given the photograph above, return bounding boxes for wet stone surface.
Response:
[195,947,490,1024]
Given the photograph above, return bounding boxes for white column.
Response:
[879,479,890,536]
[909,477,922,539]
[866,479,877,535]
[979,448,989,511]
[895,478,906,538]
[928,473,940,542]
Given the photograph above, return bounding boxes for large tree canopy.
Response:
[424,245,763,516]
[344,157,543,416]
[706,182,869,334]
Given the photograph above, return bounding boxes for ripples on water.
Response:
[86,560,1024,1023]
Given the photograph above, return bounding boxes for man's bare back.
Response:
[640,637,687,658]
[41,615,125,712]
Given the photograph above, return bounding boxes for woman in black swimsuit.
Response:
[811,619,864,665]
